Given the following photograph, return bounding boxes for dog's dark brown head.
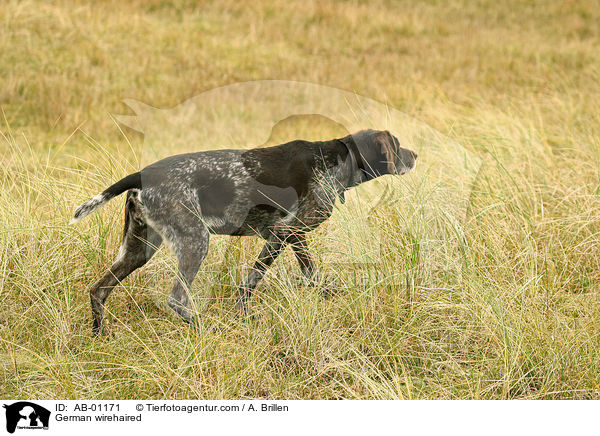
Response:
[346,129,417,180]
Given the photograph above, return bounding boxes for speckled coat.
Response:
[71,129,417,334]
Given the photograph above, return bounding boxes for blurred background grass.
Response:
[1,0,599,399]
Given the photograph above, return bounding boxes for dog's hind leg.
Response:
[90,193,162,335]
[166,223,210,325]
[236,233,288,309]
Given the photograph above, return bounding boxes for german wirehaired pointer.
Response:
[72,129,417,334]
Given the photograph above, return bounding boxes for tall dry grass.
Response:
[1,0,599,399]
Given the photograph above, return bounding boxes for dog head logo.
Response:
[2,402,50,433]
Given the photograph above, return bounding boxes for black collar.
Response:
[339,136,370,180]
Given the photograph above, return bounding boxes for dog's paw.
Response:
[319,281,343,299]
[186,316,202,332]
[91,325,116,339]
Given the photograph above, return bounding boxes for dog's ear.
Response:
[373,131,398,175]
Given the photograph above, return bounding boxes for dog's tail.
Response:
[70,172,142,224]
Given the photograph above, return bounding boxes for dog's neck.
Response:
[327,137,371,205]
[339,136,370,183]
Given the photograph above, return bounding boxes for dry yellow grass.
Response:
[1,0,600,399]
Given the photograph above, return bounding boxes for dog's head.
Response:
[350,129,417,179]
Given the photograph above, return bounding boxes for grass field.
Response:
[1,0,600,399]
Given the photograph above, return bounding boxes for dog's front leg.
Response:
[236,234,287,310]
[288,233,321,286]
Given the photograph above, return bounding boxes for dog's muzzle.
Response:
[397,150,418,175]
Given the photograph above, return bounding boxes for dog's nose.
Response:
[412,151,418,160]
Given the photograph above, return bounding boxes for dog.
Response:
[71,129,417,334]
